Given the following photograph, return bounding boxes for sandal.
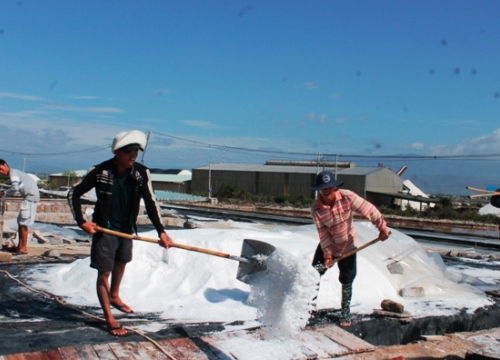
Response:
[339,319,351,327]
[110,302,134,314]
[107,324,128,337]
[339,311,351,327]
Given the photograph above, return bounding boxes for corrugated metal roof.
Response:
[50,170,88,177]
[338,167,384,176]
[50,171,191,183]
[151,174,191,183]
[194,163,326,174]
[194,163,388,176]
[155,191,205,201]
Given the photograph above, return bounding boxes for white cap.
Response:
[111,130,147,153]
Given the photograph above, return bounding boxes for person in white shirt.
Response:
[0,159,40,255]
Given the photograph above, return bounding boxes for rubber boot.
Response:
[339,283,352,327]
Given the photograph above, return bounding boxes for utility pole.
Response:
[335,154,338,180]
[315,152,320,200]
[141,131,151,164]
[208,162,212,199]
[22,154,28,172]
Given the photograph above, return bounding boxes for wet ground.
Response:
[1,257,500,357]
[0,261,229,355]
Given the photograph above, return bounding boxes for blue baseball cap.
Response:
[310,171,344,191]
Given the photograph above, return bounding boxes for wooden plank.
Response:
[57,346,82,360]
[135,341,171,360]
[75,344,99,359]
[299,329,350,358]
[5,355,24,360]
[202,331,311,360]
[170,337,210,360]
[295,344,318,359]
[92,343,117,360]
[315,325,375,353]
[156,339,188,359]
[11,353,40,360]
[187,337,233,360]
[159,338,210,360]
[3,348,70,360]
[196,335,237,360]
[117,342,149,359]
[109,341,167,360]
[108,342,141,360]
[17,352,56,360]
[19,354,42,360]
[4,354,26,360]
[44,349,64,360]
[39,349,64,360]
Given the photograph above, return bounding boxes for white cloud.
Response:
[306,112,326,125]
[45,102,125,113]
[154,89,171,96]
[180,120,217,129]
[303,82,317,90]
[0,92,45,101]
[68,95,99,100]
[429,128,500,155]
[330,93,341,101]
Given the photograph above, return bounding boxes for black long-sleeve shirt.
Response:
[68,158,165,237]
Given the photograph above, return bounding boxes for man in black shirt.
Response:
[69,130,173,336]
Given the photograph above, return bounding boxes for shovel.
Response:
[466,186,500,199]
[95,226,275,280]
[315,233,392,274]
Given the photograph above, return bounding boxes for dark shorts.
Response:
[312,243,357,285]
[90,232,133,272]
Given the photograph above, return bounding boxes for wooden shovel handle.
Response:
[466,186,494,193]
[466,186,500,193]
[331,231,391,265]
[95,226,233,260]
[468,192,500,199]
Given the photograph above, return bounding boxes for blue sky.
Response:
[1,1,500,195]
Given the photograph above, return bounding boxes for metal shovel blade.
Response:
[236,239,276,282]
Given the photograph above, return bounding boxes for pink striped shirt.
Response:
[311,189,387,258]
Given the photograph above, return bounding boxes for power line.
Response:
[0,145,110,157]
[152,131,500,161]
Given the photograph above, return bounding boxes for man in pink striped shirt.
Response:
[310,171,390,327]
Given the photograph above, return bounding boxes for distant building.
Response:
[399,179,435,211]
[48,170,88,188]
[150,170,192,193]
[192,163,409,206]
[191,162,439,209]
[48,169,192,193]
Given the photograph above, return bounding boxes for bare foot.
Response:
[15,247,28,255]
[107,320,128,337]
